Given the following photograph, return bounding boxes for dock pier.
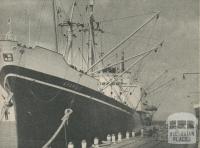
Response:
[0,122,198,148]
[65,127,167,148]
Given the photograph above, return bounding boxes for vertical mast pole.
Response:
[88,0,95,71]
[87,12,160,73]
[52,0,59,52]
[28,15,31,46]
[66,0,76,64]
[27,2,31,46]
[121,50,125,72]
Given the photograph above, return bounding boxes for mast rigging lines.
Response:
[50,0,161,76]
[99,11,159,23]
[86,12,160,73]
[100,41,164,91]
[90,46,162,75]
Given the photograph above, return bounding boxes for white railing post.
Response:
[107,134,111,142]
[117,132,122,142]
[67,142,74,148]
[141,129,144,137]
[111,134,116,143]
[132,131,135,138]
[94,137,99,147]
[81,140,87,148]
[126,132,130,139]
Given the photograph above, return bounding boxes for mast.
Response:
[52,0,59,52]
[27,10,31,47]
[121,50,125,72]
[100,41,164,91]
[88,0,96,71]
[28,17,31,46]
[66,0,76,64]
[89,43,163,74]
[86,12,160,73]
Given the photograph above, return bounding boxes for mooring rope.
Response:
[42,108,73,148]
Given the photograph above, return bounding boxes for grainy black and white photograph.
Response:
[0,0,199,148]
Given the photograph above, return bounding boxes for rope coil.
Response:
[42,108,73,148]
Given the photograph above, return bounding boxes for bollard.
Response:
[132,131,135,138]
[81,140,87,148]
[94,137,99,147]
[126,132,130,139]
[111,134,116,143]
[107,134,111,142]
[141,129,144,137]
[117,132,122,142]
[68,142,74,148]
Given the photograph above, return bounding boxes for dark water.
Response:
[0,122,17,148]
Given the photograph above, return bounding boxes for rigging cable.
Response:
[87,12,160,72]
[99,12,158,23]
[78,48,87,66]
[147,78,176,96]
[133,16,159,81]
[146,80,175,113]
[147,82,173,98]
[76,0,86,69]
[145,70,168,91]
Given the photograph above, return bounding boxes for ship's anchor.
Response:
[42,108,73,148]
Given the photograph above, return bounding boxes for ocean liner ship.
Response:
[0,0,161,147]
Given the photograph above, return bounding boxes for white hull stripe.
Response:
[4,73,132,115]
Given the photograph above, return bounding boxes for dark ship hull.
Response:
[0,65,142,148]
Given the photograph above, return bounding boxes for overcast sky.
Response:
[0,0,199,120]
